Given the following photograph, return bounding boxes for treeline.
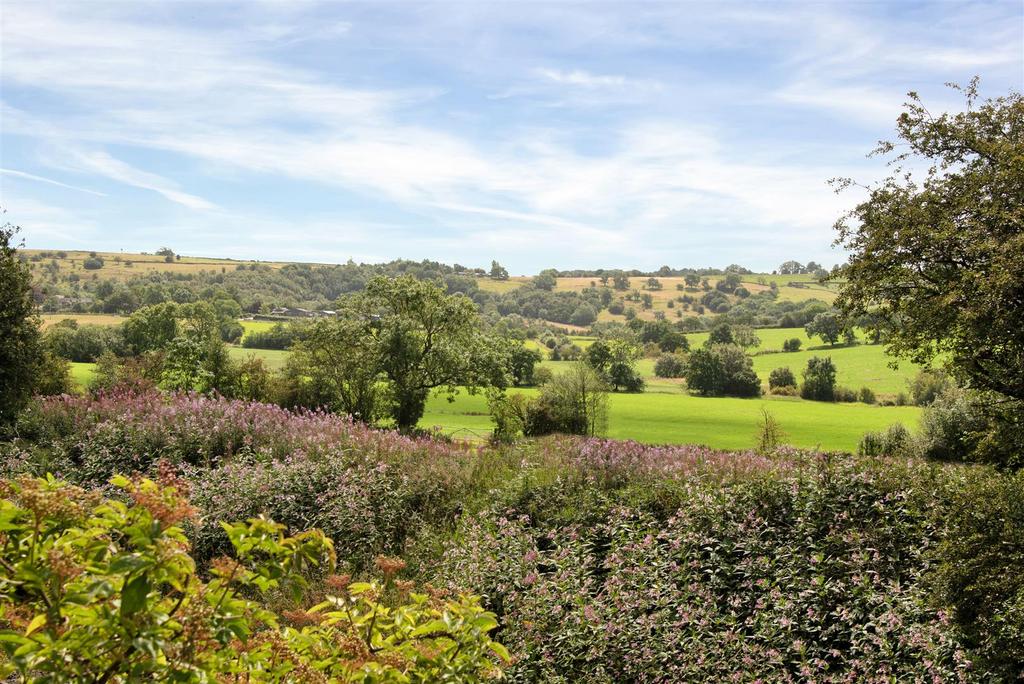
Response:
[33,254,837,332]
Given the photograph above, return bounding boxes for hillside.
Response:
[25,248,837,329]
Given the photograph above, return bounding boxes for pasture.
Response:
[23,249,294,283]
[421,389,920,452]
[39,313,125,329]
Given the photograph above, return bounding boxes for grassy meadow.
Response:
[422,388,920,451]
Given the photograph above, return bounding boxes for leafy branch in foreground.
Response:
[0,474,506,682]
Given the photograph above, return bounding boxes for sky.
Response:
[1,1,1022,274]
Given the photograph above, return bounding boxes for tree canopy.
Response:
[833,80,1023,402]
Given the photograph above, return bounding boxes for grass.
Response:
[420,389,920,452]
[24,249,295,283]
[70,362,97,387]
[39,313,125,329]
[751,345,921,396]
[226,346,291,370]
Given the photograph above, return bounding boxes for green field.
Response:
[70,362,97,387]
[64,326,924,451]
[226,346,291,370]
[421,389,920,452]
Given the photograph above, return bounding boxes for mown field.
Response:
[421,389,920,452]
[24,249,292,281]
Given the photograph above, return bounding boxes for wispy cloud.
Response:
[69,152,217,211]
[2,0,1020,270]
[0,168,107,196]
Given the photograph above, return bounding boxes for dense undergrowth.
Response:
[3,390,1023,681]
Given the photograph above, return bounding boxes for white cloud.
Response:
[0,168,107,196]
[68,151,217,211]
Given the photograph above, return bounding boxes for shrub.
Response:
[654,353,686,378]
[685,345,760,397]
[0,475,505,682]
[523,362,609,437]
[532,366,554,386]
[858,386,877,404]
[917,388,985,461]
[768,366,796,390]
[82,256,104,270]
[782,338,802,352]
[771,384,799,397]
[909,369,953,406]
[858,423,912,457]
[442,450,974,682]
[801,356,837,401]
[834,386,857,402]
[930,469,1024,679]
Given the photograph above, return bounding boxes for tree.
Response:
[768,367,797,389]
[778,260,804,275]
[123,303,179,353]
[289,316,382,421]
[645,277,663,290]
[0,221,44,429]
[782,338,802,352]
[683,274,700,288]
[801,356,837,401]
[489,260,509,280]
[506,344,543,386]
[352,276,505,430]
[833,80,1024,403]
[654,353,686,378]
[611,272,630,290]
[569,303,597,326]
[533,272,557,291]
[706,322,734,346]
[733,325,761,350]
[685,347,726,396]
[715,344,762,397]
[805,312,842,346]
[524,361,608,436]
[585,338,643,392]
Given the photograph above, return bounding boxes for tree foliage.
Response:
[0,221,44,430]
[0,474,506,682]
[833,80,1024,402]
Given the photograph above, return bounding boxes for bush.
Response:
[930,470,1024,679]
[442,448,974,682]
[834,386,857,402]
[908,369,953,406]
[82,256,104,270]
[523,362,608,437]
[801,356,837,401]
[768,366,796,390]
[770,384,799,396]
[858,386,877,404]
[532,366,554,386]
[0,475,505,682]
[917,388,985,461]
[654,353,686,378]
[858,423,912,457]
[782,338,802,352]
[685,345,761,397]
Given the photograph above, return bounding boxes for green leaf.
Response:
[489,641,511,662]
[24,614,46,636]
[120,575,150,617]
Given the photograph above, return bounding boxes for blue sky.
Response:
[1,1,1021,274]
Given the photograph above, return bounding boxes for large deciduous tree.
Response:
[0,221,45,429]
[348,275,507,430]
[833,80,1023,402]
